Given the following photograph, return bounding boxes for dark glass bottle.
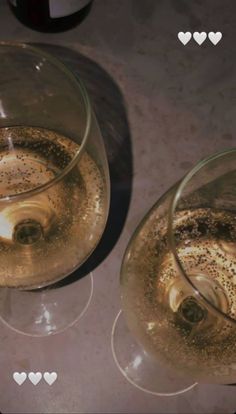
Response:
[8,0,92,32]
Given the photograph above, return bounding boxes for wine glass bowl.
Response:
[0,42,110,334]
[120,149,236,387]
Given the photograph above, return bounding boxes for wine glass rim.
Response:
[168,147,236,325]
[0,41,91,202]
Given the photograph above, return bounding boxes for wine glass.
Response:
[112,149,236,396]
[0,42,110,336]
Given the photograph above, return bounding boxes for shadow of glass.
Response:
[30,43,133,288]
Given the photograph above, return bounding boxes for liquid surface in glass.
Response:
[122,208,236,382]
[0,126,107,288]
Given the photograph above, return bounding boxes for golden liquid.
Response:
[122,208,236,383]
[0,126,108,288]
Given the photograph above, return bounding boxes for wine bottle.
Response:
[8,0,92,32]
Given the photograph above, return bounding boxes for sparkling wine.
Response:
[121,208,236,382]
[0,126,108,289]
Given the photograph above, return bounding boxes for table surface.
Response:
[0,1,236,413]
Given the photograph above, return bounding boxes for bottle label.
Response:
[49,0,90,18]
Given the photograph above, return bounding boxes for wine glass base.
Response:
[0,273,93,337]
[111,310,198,397]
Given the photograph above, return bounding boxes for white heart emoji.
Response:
[178,32,192,45]
[28,372,42,386]
[208,32,222,45]
[13,372,27,385]
[43,372,57,385]
[193,32,207,45]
